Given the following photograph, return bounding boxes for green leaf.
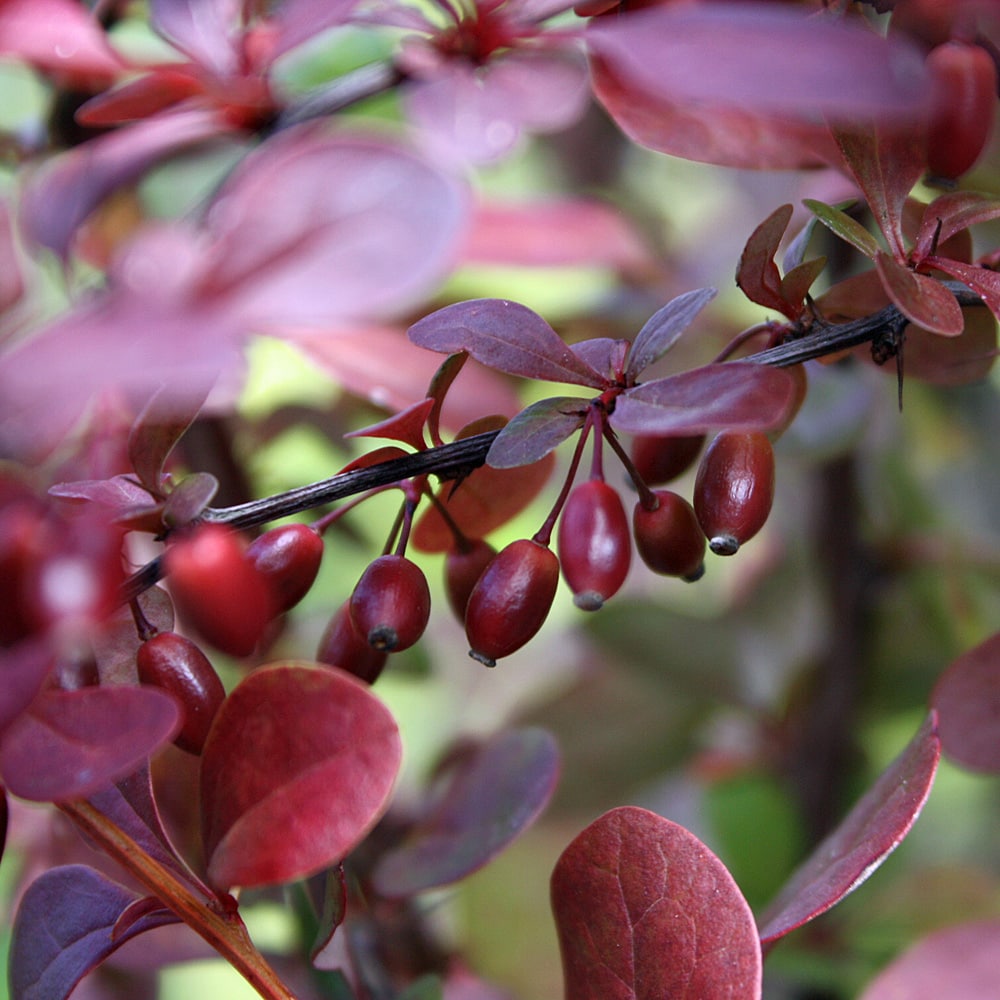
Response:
[803,199,880,260]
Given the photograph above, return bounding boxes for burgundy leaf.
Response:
[91,586,174,687]
[923,257,1000,323]
[372,728,560,897]
[757,712,940,944]
[858,919,1000,1000]
[427,352,470,446]
[736,206,793,314]
[309,864,348,966]
[19,109,234,260]
[0,786,7,866]
[200,663,401,889]
[76,68,206,127]
[149,0,241,78]
[161,472,220,527]
[611,363,798,436]
[780,257,826,315]
[551,806,762,999]
[0,638,53,739]
[408,299,607,388]
[931,631,1000,773]
[47,476,159,520]
[485,397,589,469]
[913,192,1000,262]
[344,397,434,451]
[904,308,997,387]
[9,864,178,1000]
[625,287,717,382]
[0,686,180,802]
[571,339,629,384]
[112,895,175,941]
[874,252,964,336]
[204,127,470,327]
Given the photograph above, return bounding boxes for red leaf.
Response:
[0,639,52,738]
[913,192,1000,263]
[625,288,717,382]
[200,663,401,889]
[408,299,607,388]
[736,205,793,314]
[611,363,798,436]
[757,712,940,944]
[858,920,1000,1000]
[76,68,206,126]
[0,686,180,802]
[485,397,588,469]
[931,631,1000,773]
[372,728,560,897]
[903,307,997,386]
[923,256,1000,323]
[874,252,964,336]
[551,806,762,1000]
[344,398,434,451]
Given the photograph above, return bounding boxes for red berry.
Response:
[632,491,706,581]
[444,539,497,622]
[629,433,704,486]
[926,41,998,180]
[557,480,631,610]
[349,555,431,652]
[246,523,324,613]
[165,524,277,657]
[316,601,388,684]
[465,539,560,666]
[693,431,775,556]
[136,632,225,755]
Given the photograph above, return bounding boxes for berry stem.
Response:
[533,412,594,547]
[602,423,659,511]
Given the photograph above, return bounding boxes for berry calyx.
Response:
[444,538,497,622]
[246,523,324,613]
[632,490,706,581]
[349,555,431,652]
[316,600,389,684]
[557,480,631,611]
[629,433,705,487]
[136,631,225,755]
[693,431,775,556]
[465,538,560,666]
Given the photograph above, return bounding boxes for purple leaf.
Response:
[91,587,174,687]
[858,919,1000,1000]
[149,0,241,78]
[737,207,793,314]
[551,806,762,999]
[0,198,25,315]
[625,287,717,382]
[162,472,220,528]
[757,712,940,944]
[914,192,1000,261]
[270,0,362,59]
[924,257,1000,324]
[0,638,53,739]
[48,476,159,520]
[372,728,560,898]
[611,363,797,436]
[9,864,178,1000]
[931,631,1000,773]
[408,299,607,388]
[874,252,963,337]
[570,338,629,383]
[0,686,180,802]
[485,397,588,469]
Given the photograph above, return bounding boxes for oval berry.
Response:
[246,523,324,613]
[632,490,706,581]
[316,601,388,684]
[694,431,775,556]
[557,480,632,611]
[165,524,277,657]
[629,433,704,487]
[136,631,225,755]
[465,539,560,666]
[926,41,998,180]
[444,539,497,622]
[349,555,431,653]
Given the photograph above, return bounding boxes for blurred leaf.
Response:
[624,288,717,383]
[162,472,220,528]
[128,383,211,494]
[0,638,53,739]
[309,864,347,966]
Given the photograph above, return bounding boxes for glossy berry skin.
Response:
[165,524,276,657]
[349,555,431,652]
[246,523,324,613]
[632,491,706,581]
[316,601,388,684]
[557,480,632,610]
[694,431,775,556]
[444,539,497,622]
[465,539,560,666]
[136,632,225,755]
[629,433,705,487]
[926,41,998,180]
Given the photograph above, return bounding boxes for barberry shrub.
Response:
[1,1,999,999]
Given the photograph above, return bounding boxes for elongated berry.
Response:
[246,523,324,613]
[444,539,497,622]
[465,539,560,666]
[136,631,225,754]
[349,555,431,652]
[557,480,631,610]
[629,433,704,486]
[316,601,388,684]
[693,431,775,555]
[926,41,998,180]
[632,490,706,581]
[165,524,277,657]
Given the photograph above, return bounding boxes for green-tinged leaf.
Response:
[874,252,964,336]
[486,397,588,469]
[803,199,880,260]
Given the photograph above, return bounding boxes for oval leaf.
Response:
[625,287,717,382]
[372,728,560,897]
[200,662,401,889]
[737,208,792,313]
[757,712,940,944]
[551,806,762,1000]
[0,687,180,803]
[931,632,1000,773]
[924,256,1000,324]
[802,199,881,260]
[486,397,588,469]
[408,299,607,388]
[915,192,1000,261]
[611,363,797,436]
[875,252,964,336]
